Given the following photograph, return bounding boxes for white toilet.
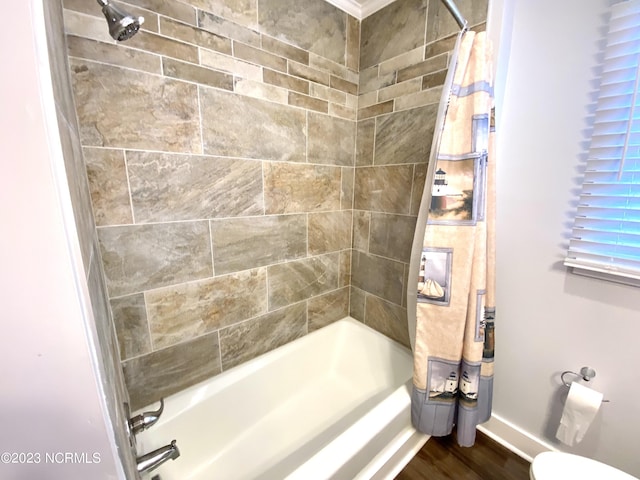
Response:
[530,452,638,480]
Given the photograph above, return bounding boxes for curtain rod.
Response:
[441,0,468,30]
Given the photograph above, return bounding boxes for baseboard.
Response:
[477,414,558,463]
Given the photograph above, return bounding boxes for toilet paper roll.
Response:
[555,381,603,446]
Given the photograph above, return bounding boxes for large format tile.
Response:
[98,222,212,297]
[365,295,410,347]
[70,59,201,153]
[374,105,436,165]
[211,215,307,274]
[351,250,404,305]
[308,287,350,331]
[354,165,414,214]
[123,332,221,410]
[183,0,258,29]
[264,162,342,214]
[200,88,306,162]
[268,253,341,310]
[369,213,417,263]
[127,152,263,222]
[147,268,268,349]
[309,211,352,255]
[308,112,355,166]
[219,302,307,369]
[360,0,428,69]
[258,0,346,65]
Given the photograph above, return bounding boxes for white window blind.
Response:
[564,0,640,286]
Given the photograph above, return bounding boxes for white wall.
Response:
[0,1,122,478]
[486,0,640,476]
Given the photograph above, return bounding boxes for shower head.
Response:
[97,0,145,42]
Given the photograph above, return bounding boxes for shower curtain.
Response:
[410,30,495,447]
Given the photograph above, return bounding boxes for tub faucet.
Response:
[129,398,164,435]
[136,440,180,474]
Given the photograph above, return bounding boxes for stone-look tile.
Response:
[116,0,197,25]
[365,295,410,347]
[397,53,448,83]
[71,60,201,153]
[288,61,330,86]
[258,0,346,65]
[346,15,360,71]
[378,46,424,76]
[425,34,458,60]
[350,286,366,322]
[123,331,221,410]
[263,69,309,94]
[357,101,394,120]
[163,58,234,90]
[200,88,306,161]
[66,35,162,74]
[125,31,199,63]
[211,215,307,275]
[264,163,342,214]
[184,0,257,29]
[426,0,489,44]
[234,78,288,104]
[309,211,352,255]
[378,78,422,102]
[351,250,404,305]
[63,9,118,44]
[262,36,310,65]
[308,113,355,166]
[308,287,350,331]
[330,75,358,96]
[359,66,396,95]
[340,249,352,287]
[356,118,375,167]
[360,0,428,70]
[219,302,307,370]
[374,105,437,165]
[84,147,132,226]
[331,104,357,121]
[311,84,347,105]
[353,210,371,251]
[422,69,448,90]
[98,222,212,297]
[288,92,328,113]
[394,86,443,111]
[341,166,355,209]
[159,17,232,54]
[268,253,340,310]
[198,10,261,47]
[369,213,417,263]
[110,294,151,360]
[200,49,262,80]
[354,165,413,214]
[411,163,428,215]
[126,152,263,222]
[147,268,268,349]
[234,42,287,72]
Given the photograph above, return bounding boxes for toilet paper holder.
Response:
[561,367,610,402]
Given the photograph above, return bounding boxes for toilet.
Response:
[530,452,638,480]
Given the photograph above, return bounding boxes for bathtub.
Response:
[135,317,429,480]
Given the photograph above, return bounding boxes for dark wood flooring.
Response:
[395,429,531,480]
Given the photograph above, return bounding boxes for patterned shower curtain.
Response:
[411,30,495,447]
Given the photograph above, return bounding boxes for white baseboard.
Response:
[477,414,558,463]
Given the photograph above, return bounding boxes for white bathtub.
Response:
[136,317,429,480]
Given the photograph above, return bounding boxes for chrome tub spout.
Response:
[136,440,180,474]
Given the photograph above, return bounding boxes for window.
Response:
[564,0,640,286]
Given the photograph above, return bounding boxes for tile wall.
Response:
[63,0,358,409]
[350,0,487,345]
[61,0,487,409]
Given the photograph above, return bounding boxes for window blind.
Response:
[564,0,640,285]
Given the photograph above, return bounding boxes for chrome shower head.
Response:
[97,0,145,42]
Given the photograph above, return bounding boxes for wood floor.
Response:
[395,429,531,480]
